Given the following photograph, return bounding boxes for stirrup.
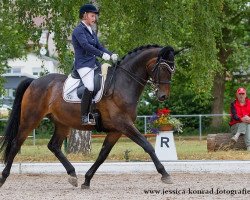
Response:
[82,113,96,125]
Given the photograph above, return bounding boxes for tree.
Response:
[99,0,221,119]
[210,0,250,127]
[67,130,91,154]
[100,0,250,129]
[1,0,249,131]
[0,1,30,94]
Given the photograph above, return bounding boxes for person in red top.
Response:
[229,87,250,150]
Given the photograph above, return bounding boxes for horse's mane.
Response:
[115,44,163,66]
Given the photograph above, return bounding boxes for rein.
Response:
[103,50,175,96]
[108,58,174,89]
[118,67,147,87]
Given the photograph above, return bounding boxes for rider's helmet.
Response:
[79,4,99,19]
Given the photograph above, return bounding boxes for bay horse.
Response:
[0,44,177,189]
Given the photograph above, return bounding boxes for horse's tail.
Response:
[0,78,34,164]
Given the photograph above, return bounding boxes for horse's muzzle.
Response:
[156,86,170,102]
[158,94,167,102]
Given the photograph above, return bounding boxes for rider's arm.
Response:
[73,27,104,57]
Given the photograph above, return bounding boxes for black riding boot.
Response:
[81,89,95,125]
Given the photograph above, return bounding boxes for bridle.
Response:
[150,57,175,85]
[104,52,175,97]
[118,56,175,88]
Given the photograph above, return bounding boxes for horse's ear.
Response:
[174,48,186,56]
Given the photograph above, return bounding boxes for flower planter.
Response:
[149,108,183,134]
[159,125,173,131]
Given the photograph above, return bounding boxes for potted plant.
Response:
[149,108,183,134]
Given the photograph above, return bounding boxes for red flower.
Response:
[157,108,171,116]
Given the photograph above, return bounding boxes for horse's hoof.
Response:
[68,176,78,187]
[0,177,6,188]
[81,184,90,189]
[161,175,173,184]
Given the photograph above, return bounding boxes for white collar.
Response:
[82,21,93,34]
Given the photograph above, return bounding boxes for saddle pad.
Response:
[62,74,105,103]
[62,63,111,103]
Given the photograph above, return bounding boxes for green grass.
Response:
[8,136,250,162]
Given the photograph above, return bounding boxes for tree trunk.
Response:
[207,133,246,151]
[67,130,92,154]
[210,70,226,128]
[210,46,232,128]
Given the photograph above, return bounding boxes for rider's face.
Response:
[83,12,97,26]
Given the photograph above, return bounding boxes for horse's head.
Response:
[147,46,176,102]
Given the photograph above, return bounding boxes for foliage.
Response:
[137,82,212,132]
[35,119,54,138]
[220,0,250,112]
[0,118,54,138]
[0,1,30,93]
[9,0,86,74]
[99,0,224,99]
[0,120,7,136]
[99,0,249,123]
[211,0,250,125]
[0,0,249,130]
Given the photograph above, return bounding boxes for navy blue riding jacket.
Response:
[72,22,112,70]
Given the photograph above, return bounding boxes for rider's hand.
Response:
[111,54,118,62]
[102,53,111,61]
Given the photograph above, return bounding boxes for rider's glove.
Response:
[111,54,118,62]
[102,53,111,61]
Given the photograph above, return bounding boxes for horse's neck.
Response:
[120,51,156,80]
[111,52,157,103]
[104,48,160,104]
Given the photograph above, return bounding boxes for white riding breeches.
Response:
[77,67,94,91]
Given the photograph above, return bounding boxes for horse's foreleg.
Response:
[82,132,122,189]
[123,123,172,184]
[47,124,77,187]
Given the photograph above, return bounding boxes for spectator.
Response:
[229,87,250,150]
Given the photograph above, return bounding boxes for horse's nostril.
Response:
[159,95,167,102]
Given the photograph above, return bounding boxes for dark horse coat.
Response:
[0,45,178,189]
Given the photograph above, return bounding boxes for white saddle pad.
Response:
[62,63,111,103]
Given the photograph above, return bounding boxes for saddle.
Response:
[63,63,111,103]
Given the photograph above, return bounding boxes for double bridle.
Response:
[103,55,175,97]
[118,57,175,87]
[151,57,175,84]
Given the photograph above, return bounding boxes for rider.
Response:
[72,4,118,125]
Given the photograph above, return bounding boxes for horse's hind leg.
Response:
[0,115,44,187]
[0,135,27,187]
[82,132,122,189]
[47,122,77,187]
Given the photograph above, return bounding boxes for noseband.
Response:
[151,57,175,85]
